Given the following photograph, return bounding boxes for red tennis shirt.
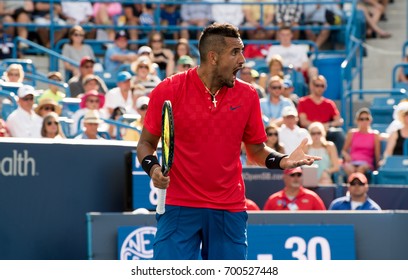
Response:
[144,67,267,211]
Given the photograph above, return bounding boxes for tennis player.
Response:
[137,23,320,260]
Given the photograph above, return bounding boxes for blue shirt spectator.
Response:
[104,30,137,74]
[329,172,382,211]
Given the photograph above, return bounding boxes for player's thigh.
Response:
[154,206,202,260]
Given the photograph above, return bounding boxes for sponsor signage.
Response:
[117,225,355,260]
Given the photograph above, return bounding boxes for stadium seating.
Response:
[371,96,406,124]
[0,90,18,120]
[373,155,408,185]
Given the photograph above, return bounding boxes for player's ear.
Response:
[208,51,218,65]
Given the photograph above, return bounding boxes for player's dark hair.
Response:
[198,23,241,63]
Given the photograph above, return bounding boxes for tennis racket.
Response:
[156,100,175,214]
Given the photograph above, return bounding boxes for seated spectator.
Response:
[2,63,24,83]
[0,118,10,137]
[123,96,149,142]
[41,111,65,139]
[274,0,303,39]
[302,0,343,49]
[71,89,106,136]
[131,56,161,96]
[207,0,244,28]
[265,26,310,81]
[265,124,285,153]
[260,76,295,127]
[38,71,65,102]
[263,167,326,210]
[0,20,14,60]
[246,198,260,211]
[297,75,345,154]
[33,0,68,48]
[104,71,136,116]
[107,106,126,139]
[282,78,299,106]
[243,26,271,59]
[358,0,391,39]
[278,106,311,154]
[304,122,340,185]
[242,0,275,40]
[386,99,408,135]
[175,55,195,74]
[103,30,137,74]
[160,3,181,40]
[6,85,42,138]
[74,109,104,140]
[239,62,266,99]
[174,38,194,69]
[381,106,408,162]
[122,3,143,48]
[329,172,381,210]
[62,26,96,78]
[61,1,94,26]
[341,108,381,177]
[34,98,62,118]
[68,56,108,97]
[93,2,123,41]
[0,0,33,49]
[259,54,285,90]
[180,0,212,40]
[147,31,175,78]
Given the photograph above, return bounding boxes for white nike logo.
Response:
[268,158,275,162]
[145,159,151,164]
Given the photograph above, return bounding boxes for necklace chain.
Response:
[203,84,221,108]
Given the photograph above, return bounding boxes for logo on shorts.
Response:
[119,226,157,260]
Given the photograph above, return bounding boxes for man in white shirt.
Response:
[265,26,310,74]
[104,71,136,115]
[278,106,311,154]
[6,85,42,138]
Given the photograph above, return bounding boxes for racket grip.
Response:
[156,188,167,214]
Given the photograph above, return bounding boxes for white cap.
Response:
[17,85,37,98]
[282,106,298,117]
[136,96,150,109]
[138,46,152,55]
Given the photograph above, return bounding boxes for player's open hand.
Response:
[280,138,321,169]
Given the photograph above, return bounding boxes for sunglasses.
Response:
[82,64,94,69]
[22,96,34,101]
[46,121,59,126]
[311,131,322,136]
[42,106,55,111]
[139,104,148,110]
[182,64,192,68]
[73,33,84,37]
[290,173,302,178]
[87,99,100,103]
[267,132,278,137]
[138,65,149,69]
[8,72,20,77]
[313,83,325,88]
[349,182,365,186]
[270,86,282,90]
[358,117,370,121]
[151,39,162,43]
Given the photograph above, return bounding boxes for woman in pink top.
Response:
[341,108,381,176]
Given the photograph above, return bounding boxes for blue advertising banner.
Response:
[117,224,355,260]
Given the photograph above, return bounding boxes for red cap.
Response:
[283,167,303,175]
[80,56,95,67]
[348,172,368,184]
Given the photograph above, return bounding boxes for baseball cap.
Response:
[284,167,303,175]
[283,79,293,88]
[80,56,95,67]
[282,106,298,117]
[17,84,37,98]
[138,46,152,55]
[47,71,63,81]
[116,71,132,83]
[348,172,368,184]
[177,55,194,66]
[136,96,150,109]
[115,30,129,40]
[82,74,99,86]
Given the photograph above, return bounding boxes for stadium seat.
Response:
[60,97,81,118]
[371,96,406,124]
[0,89,18,120]
[374,155,408,185]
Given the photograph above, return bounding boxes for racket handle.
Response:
[156,188,167,214]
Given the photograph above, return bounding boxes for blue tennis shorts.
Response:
[153,206,248,260]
